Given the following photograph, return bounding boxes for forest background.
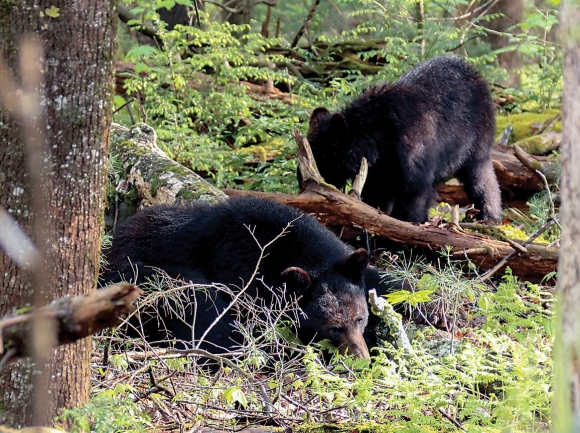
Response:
[0,0,574,432]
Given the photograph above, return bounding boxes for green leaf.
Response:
[174,74,186,89]
[384,290,412,305]
[407,289,434,306]
[45,5,60,18]
[478,293,494,313]
[126,45,160,60]
[384,289,433,307]
[223,386,248,408]
[175,0,193,5]
[156,0,176,10]
[114,95,127,109]
[129,6,145,15]
[135,62,152,73]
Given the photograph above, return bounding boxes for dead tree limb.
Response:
[224,187,558,282]
[0,283,142,364]
[437,142,560,208]
[108,123,226,230]
[117,4,163,46]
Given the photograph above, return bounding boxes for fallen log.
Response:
[107,123,226,229]
[223,187,557,282]
[109,122,557,282]
[437,141,560,209]
[0,283,141,364]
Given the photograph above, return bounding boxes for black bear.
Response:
[101,265,237,354]
[306,55,502,223]
[102,196,379,359]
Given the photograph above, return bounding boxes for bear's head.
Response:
[280,248,371,359]
[306,107,352,189]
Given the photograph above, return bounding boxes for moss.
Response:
[496,109,561,144]
[15,306,33,315]
[175,184,225,203]
[499,223,550,245]
[234,144,279,162]
[512,133,560,156]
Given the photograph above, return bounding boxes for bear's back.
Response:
[106,197,352,283]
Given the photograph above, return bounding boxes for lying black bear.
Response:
[102,196,384,359]
[104,266,236,354]
[306,55,502,223]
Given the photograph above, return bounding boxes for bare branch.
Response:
[291,0,322,49]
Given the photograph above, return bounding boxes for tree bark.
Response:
[485,0,524,87]
[107,123,226,230]
[553,1,580,430]
[0,1,116,427]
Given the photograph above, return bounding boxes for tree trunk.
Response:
[0,1,116,427]
[485,0,524,87]
[553,1,580,430]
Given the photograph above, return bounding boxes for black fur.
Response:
[306,56,502,223]
[102,196,379,358]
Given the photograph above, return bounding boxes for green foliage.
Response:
[329,268,552,432]
[380,252,485,326]
[508,190,561,243]
[56,384,152,433]
[506,7,562,110]
[91,259,554,432]
[223,386,248,408]
[117,3,323,192]
[114,0,529,194]
[495,109,561,144]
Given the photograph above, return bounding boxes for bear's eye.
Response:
[356,317,365,325]
[328,326,342,335]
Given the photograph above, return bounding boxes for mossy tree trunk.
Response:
[0,0,116,427]
[553,0,580,430]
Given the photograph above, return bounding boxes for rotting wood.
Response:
[437,142,559,209]
[0,283,141,365]
[110,123,558,281]
[107,123,226,230]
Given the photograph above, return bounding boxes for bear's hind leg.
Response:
[391,185,437,223]
[458,158,502,222]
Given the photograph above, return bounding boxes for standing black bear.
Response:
[102,196,377,359]
[306,56,502,223]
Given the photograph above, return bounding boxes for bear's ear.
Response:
[329,113,349,141]
[309,107,331,127]
[337,248,369,281]
[280,267,312,293]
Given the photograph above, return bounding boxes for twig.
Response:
[291,0,322,49]
[351,157,368,198]
[534,113,561,135]
[480,218,557,282]
[438,407,467,432]
[535,169,562,229]
[0,348,18,373]
[279,392,315,419]
[193,0,201,27]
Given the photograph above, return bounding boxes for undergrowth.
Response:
[66,262,554,433]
